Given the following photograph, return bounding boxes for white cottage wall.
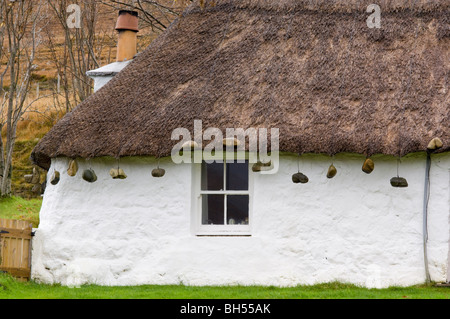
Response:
[31,153,450,287]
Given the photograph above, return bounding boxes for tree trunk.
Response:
[0,0,42,196]
[0,134,4,195]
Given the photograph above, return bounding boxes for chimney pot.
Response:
[115,10,139,62]
[115,10,139,32]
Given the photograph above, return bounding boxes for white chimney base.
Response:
[86,60,131,93]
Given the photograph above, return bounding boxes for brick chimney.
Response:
[115,10,139,62]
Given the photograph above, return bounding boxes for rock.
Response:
[109,168,119,179]
[152,168,165,178]
[362,158,374,174]
[223,137,241,148]
[390,177,408,188]
[427,137,443,151]
[327,164,337,179]
[50,171,60,185]
[31,184,41,194]
[110,168,127,179]
[31,167,40,184]
[24,174,33,184]
[252,161,272,172]
[252,163,260,172]
[82,169,97,183]
[292,172,309,184]
[67,159,78,177]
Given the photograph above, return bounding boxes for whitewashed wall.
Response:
[31,153,450,287]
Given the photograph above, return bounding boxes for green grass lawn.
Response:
[0,274,448,299]
[0,196,42,228]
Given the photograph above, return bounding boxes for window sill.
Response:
[195,232,252,237]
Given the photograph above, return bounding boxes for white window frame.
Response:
[191,152,253,236]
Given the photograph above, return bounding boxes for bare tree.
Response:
[0,0,46,196]
[0,0,189,197]
[45,0,104,110]
[103,0,192,32]
[42,0,192,115]
[44,0,185,114]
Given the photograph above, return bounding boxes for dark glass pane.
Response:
[226,195,249,225]
[202,195,224,225]
[201,161,224,191]
[226,161,248,190]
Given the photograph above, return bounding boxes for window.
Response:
[194,159,252,235]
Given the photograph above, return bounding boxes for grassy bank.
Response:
[0,196,42,228]
[0,274,448,299]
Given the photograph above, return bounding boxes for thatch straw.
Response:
[32,0,449,170]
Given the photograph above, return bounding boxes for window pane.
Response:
[202,195,224,225]
[227,195,249,225]
[226,161,248,191]
[201,161,224,191]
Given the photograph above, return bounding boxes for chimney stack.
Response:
[115,10,139,62]
[86,11,138,92]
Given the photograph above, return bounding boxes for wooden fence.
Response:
[0,219,33,281]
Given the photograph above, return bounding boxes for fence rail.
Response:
[0,218,33,281]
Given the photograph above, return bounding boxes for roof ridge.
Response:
[186,0,450,14]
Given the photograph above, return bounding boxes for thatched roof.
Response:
[32,0,449,170]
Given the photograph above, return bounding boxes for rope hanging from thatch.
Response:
[391,158,408,187]
[391,24,421,187]
[151,132,166,178]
